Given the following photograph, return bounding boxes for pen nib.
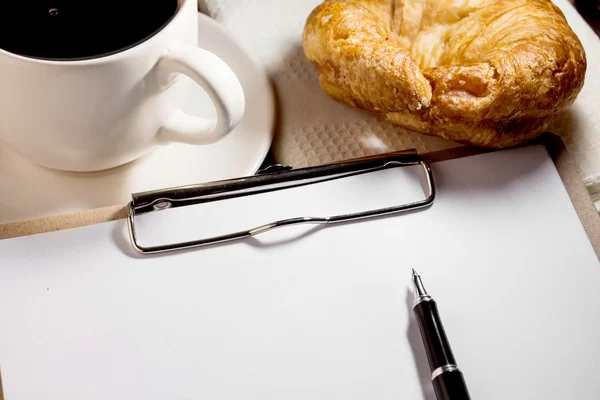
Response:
[411,269,428,300]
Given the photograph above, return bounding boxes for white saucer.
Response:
[0,13,274,225]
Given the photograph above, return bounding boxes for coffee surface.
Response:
[0,0,179,60]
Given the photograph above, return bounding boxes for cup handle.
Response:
[156,43,245,144]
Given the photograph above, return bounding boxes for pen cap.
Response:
[413,300,457,371]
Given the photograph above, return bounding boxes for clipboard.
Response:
[1,133,599,259]
[1,132,600,400]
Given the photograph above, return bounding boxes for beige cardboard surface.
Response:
[545,134,600,258]
[1,136,599,260]
[0,205,128,242]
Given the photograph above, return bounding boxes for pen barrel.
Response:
[413,299,456,371]
[432,369,471,400]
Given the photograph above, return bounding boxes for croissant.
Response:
[302,0,586,148]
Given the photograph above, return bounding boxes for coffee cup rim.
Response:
[0,0,185,66]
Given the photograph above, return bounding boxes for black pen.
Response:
[411,269,471,400]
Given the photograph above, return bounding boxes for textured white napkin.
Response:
[198,0,600,202]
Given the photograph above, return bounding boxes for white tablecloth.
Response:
[198,0,600,205]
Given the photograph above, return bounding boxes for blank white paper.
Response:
[0,145,599,400]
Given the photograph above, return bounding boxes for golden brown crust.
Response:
[302,0,587,148]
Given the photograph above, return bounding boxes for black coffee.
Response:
[0,0,179,60]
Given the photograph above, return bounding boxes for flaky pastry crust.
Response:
[302,0,587,147]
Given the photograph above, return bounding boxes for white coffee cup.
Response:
[0,0,245,172]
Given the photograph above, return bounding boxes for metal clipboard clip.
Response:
[127,149,436,254]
